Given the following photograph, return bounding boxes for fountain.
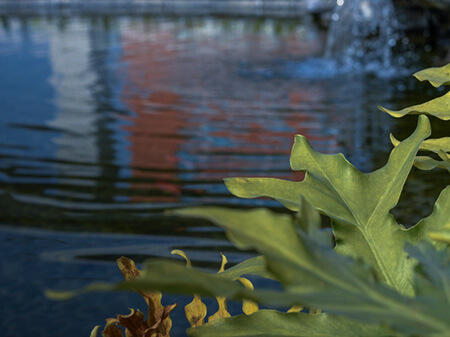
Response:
[324,0,402,73]
[247,0,409,80]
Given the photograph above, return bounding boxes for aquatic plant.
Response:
[48,63,450,336]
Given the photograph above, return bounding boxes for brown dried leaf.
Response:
[152,304,177,337]
[117,257,165,328]
[115,257,177,337]
[117,309,147,337]
[102,319,124,337]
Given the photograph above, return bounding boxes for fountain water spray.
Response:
[324,0,402,73]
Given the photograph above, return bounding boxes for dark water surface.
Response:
[0,15,448,337]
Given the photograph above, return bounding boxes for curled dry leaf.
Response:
[91,257,177,337]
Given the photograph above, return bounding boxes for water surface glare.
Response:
[0,15,448,337]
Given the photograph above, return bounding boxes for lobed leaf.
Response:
[414,63,450,87]
[225,115,431,295]
[379,91,450,120]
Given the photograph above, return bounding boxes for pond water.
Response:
[0,14,448,337]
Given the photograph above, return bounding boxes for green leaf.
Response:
[428,224,450,244]
[294,197,333,248]
[414,63,450,87]
[225,115,431,295]
[405,186,450,246]
[405,242,450,302]
[390,134,450,153]
[45,282,114,300]
[414,155,450,173]
[378,91,450,120]
[188,310,393,337]
[390,135,450,173]
[219,256,274,280]
[175,207,450,336]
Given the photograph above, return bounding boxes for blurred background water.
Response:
[0,3,449,336]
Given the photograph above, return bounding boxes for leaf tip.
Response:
[45,289,76,301]
[378,105,402,118]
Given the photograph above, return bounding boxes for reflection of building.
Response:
[48,18,100,175]
[0,17,131,203]
[121,26,185,202]
[46,17,130,202]
[119,19,341,203]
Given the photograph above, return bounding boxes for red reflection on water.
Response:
[119,22,339,202]
[121,27,186,202]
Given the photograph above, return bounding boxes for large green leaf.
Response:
[188,310,393,337]
[225,115,431,294]
[378,91,450,120]
[414,63,450,87]
[175,207,450,336]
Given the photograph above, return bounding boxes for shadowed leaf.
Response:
[219,256,273,280]
[187,311,393,337]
